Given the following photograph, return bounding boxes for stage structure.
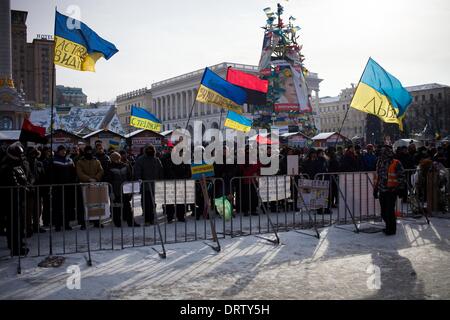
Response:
[254,3,317,137]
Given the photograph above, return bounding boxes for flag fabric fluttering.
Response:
[130,106,162,132]
[226,67,268,106]
[196,68,247,114]
[191,162,215,180]
[350,58,412,130]
[20,119,48,144]
[54,11,119,72]
[224,111,253,133]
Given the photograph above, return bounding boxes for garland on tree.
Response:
[254,3,317,137]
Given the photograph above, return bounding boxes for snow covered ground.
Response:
[0,216,449,300]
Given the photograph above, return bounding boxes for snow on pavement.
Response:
[0,218,449,300]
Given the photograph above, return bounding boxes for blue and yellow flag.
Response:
[191,162,215,180]
[224,111,253,133]
[196,68,247,114]
[54,11,118,72]
[130,106,162,132]
[350,58,412,130]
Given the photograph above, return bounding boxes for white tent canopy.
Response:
[393,139,424,150]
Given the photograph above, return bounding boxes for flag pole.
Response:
[218,108,224,131]
[50,7,57,156]
[334,57,371,147]
[185,98,197,131]
[186,68,209,131]
[50,64,55,154]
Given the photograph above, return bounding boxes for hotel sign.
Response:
[36,34,54,41]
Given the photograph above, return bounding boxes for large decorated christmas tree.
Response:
[253,3,317,137]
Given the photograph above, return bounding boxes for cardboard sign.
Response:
[81,184,110,220]
[297,179,330,209]
[259,176,291,202]
[122,182,141,194]
[154,180,196,205]
[287,155,299,176]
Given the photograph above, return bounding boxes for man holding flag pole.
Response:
[337,57,412,236]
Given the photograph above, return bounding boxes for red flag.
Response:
[227,68,268,93]
[20,119,48,144]
[227,68,268,106]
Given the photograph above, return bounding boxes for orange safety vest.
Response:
[387,159,401,188]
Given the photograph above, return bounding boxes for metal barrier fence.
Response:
[1,167,448,274]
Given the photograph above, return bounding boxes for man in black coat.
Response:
[25,147,46,236]
[95,143,111,179]
[326,147,340,208]
[50,146,77,231]
[302,149,327,180]
[133,144,164,225]
[0,142,30,256]
[161,147,191,223]
[340,145,358,172]
[106,152,139,227]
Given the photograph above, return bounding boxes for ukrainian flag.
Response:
[191,162,215,180]
[54,11,118,72]
[224,111,253,133]
[196,68,247,114]
[350,58,412,129]
[109,140,120,149]
[130,106,162,133]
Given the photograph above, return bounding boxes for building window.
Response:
[422,95,426,102]
[430,94,434,100]
[414,96,418,102]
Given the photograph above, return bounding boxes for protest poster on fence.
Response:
[338,173,381,221]
[287,155,299,176]
[297,179,330,209]
[154,180,196,205]
[122,182,141,194]
[259,176,291,202]
[81,184,111,221]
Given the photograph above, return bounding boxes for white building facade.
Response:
[115,62,322,136]
[151,62,322,134]
[318,86,367,139]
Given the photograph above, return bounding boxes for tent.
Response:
[393,139,423,150]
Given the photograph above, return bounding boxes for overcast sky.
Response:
[11,0,450,103]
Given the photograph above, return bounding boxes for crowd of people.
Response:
[0,138,449,255]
